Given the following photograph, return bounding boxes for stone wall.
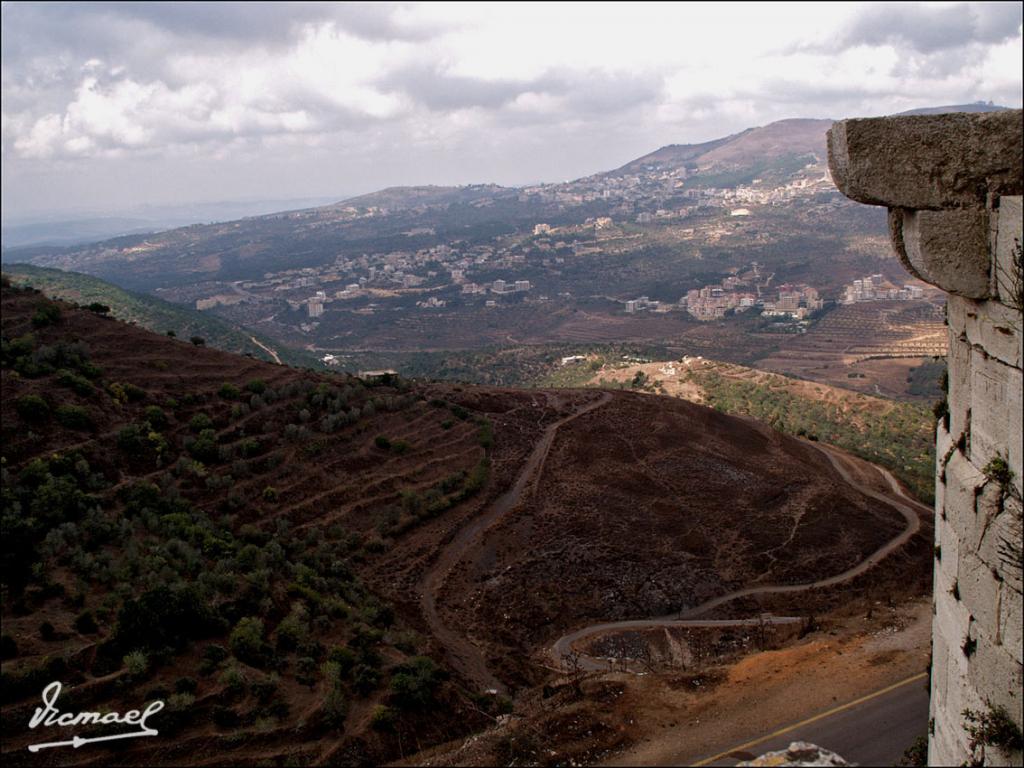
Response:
[828,110,1023,767]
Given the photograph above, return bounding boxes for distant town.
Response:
[840,273,925,304]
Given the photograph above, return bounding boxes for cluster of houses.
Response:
[621,266,823,322]
[841,274,926,304]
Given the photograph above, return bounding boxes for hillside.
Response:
[0,115,884,300]
[612,118,831,178]
[586,356,937,503]
[1,264,316,367]
[1,277,932,764]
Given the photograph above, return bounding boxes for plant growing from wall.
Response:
[962,702,1023,766]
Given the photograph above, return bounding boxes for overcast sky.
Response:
[2,1,1021,220]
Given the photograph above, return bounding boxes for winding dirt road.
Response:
[548,440,931,670]
[249,335,282,364]
[418,391,613,693]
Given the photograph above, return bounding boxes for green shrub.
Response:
[187,429,219,464]
[114,585,220,652]
[73,611,98,634]
[245,379,267,395]
[229,617,267,666]
[56,369,95,396]
[237,438,261,458]
[123,650,149,677]
[323,685,347,727]
[388,656,446,710]
[117,424,146,453]
[220,665,248,696]
[15,394,50,423]
[189,413,214,432]
[32,303,61,327]
[352,664,380,696]
[374,435,391,450]
[55,405,93,431]
[86,302,111,314]
[144,406,169,431]
[218,383,241,400]
[190,336,205,347]
[369,704,396,731]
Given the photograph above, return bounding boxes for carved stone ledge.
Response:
[889,207,991,299]
[828,111,1023,210]
[829,110,1023,296]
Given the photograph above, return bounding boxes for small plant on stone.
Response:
[962,702,1024,766]
[982,455,1014,494]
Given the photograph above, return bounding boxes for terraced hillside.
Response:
[754,300,947,396]
[0,281,552,766]
[1,280,932,766]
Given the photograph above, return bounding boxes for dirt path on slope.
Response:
[249,335,282,364]
[548,440,930,669]
[419,391,614,694]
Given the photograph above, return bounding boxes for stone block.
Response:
[936,582,972,655]
[994,195,1023,307]
[967,633,1023,724]
[969,349,1013,469]
[977,494,1023,594]
[947,334,973,441]
[1008,369,1023,498]
[827,111,1024,209]
[945,449,986,541]
[999,572,1023,661]
[938,514,961,585]
[896,208,991,298]
[958,551,1001,639]
[946,294,971,339]
[963,299,1022,368]
[932,622,951,700]
[929,705,966,768]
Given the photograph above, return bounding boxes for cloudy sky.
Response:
[2,1,1021,220]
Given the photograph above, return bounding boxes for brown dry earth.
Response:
[1,286,935,767]
[422,391,916,691]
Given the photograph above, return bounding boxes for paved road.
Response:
[548,441,931,669]
[689,673,930,766]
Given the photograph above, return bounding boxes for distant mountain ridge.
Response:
[2,103,1012,292]
[894,102,1011,116]
[610,118,832,177]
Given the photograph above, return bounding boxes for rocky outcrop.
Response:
[829,110,1023,767]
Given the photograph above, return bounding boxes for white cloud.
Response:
[0,1,1020,217]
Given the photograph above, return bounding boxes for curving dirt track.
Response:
[418,391,613,693]
[548,439,930,670]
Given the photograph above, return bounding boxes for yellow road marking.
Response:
[691,672,928,766]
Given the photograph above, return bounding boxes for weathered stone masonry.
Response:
[829,110,1023,767]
